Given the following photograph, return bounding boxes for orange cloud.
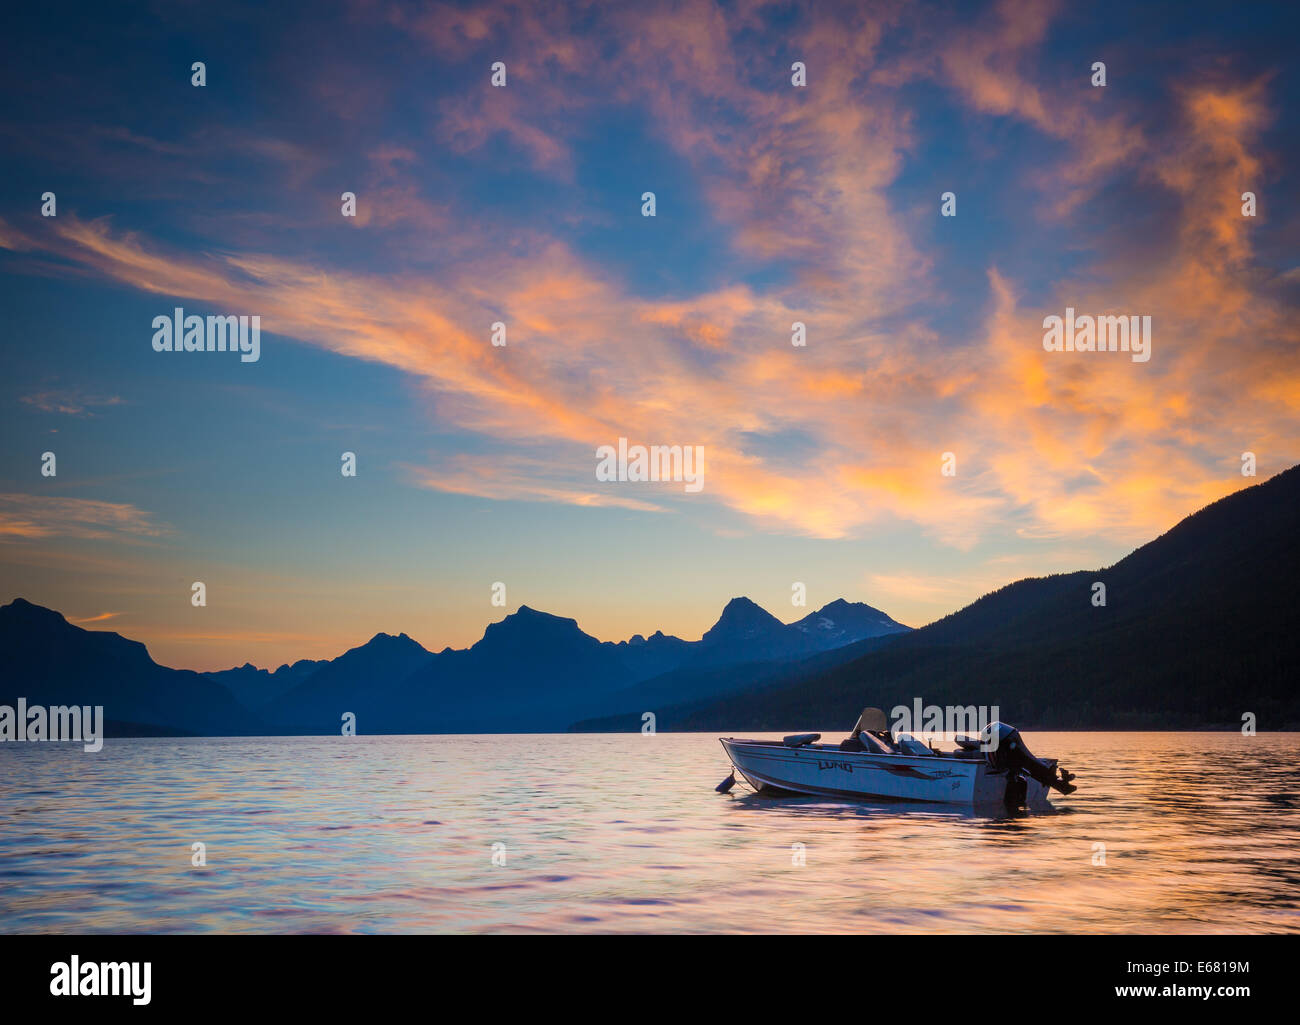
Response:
[1,1,1295,559]
[69,611,121,624]
[0,494,168,542]
[20,389,125,416]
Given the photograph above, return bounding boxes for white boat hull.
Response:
[720,738,1050,807]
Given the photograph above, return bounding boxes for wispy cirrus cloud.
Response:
[404,456,667,513]
[20,388,126,416]
[0,494,168,542]
[0,0,1295,557]
[68,611,122,624]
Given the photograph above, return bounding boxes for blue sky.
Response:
[2,0,1298,668]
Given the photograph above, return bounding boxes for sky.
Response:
[1,0,1298,671]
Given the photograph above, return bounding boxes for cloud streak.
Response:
[1,0,1296,557]
[0,494,168,542]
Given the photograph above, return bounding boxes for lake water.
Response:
[2,732,1298,933]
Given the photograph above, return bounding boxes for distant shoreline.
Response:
[2,725,1289,742]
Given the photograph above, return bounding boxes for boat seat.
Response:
[858,730,896,755]
[896,733,932,756]
[783,733,821,748]
[838,735,865,752]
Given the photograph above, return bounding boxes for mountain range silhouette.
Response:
[5,464,1298,734]
[578,463,1300,731]
[0,593,907,734]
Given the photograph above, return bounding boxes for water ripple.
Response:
[1,732,1298,933]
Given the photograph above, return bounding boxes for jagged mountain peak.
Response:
[796,598,907,632]
[2,596,69,624]
[359,630,424,650]
[475,606,590,652]
[701,596,783,644]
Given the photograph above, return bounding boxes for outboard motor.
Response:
[980,722,1076,796]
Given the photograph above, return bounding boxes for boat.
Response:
[717,707,1077,808]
